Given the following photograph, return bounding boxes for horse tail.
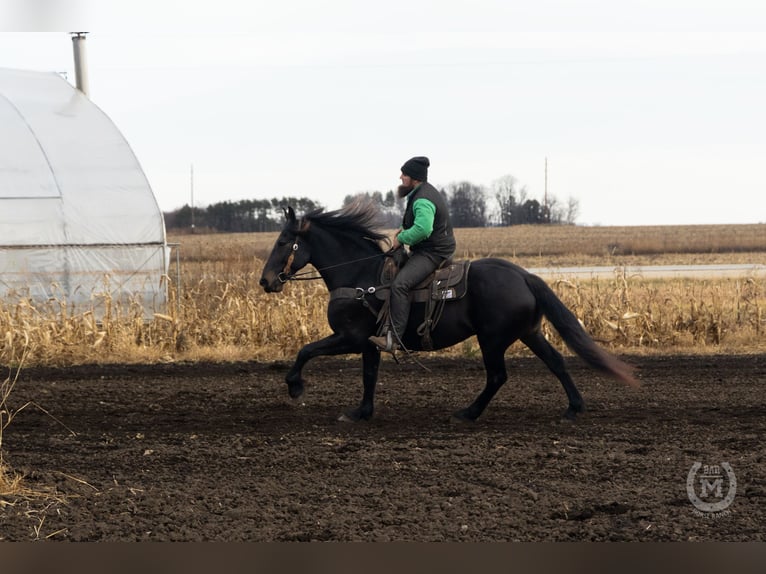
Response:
[524,273,640,388]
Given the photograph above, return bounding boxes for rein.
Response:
[276,235,430,369]
[278,246,387,283]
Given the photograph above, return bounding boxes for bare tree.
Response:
[492,175,518,226]
[565,196,580,225]
[492,175,534,226]
[547,196,563,223]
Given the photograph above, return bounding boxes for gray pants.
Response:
[389,252,443,342]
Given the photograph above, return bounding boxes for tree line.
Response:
[163,175,578,232]
[163,197,323,232]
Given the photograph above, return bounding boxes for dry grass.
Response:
[1,343,86,513]
[0,223,763,369]
[541,274,764,355]
[1,347,68,511]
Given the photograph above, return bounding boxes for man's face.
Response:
[398,173,415,197]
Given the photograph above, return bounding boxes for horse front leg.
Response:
[285,333,358,400]
[338,345,381,423]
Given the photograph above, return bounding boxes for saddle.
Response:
[375,257,471,303]
[375,254,471,350]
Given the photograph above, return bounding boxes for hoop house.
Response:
[0,68,168,318]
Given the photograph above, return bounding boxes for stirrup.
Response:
[369,331,400,353]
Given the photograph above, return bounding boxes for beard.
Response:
[397,183,415,198]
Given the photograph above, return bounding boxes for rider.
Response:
[369,156,456,352]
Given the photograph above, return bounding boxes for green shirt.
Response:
[396,194,436,246]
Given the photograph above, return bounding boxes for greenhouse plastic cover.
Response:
[0,68,168,317]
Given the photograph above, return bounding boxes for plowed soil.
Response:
[1,354,764,541]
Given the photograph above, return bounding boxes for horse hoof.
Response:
[450,410,476,424]
[287,383,304,400]
[561,407,579,422]
[338,411,368,423]
[337,407,372,423]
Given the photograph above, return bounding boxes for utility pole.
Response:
[544,157,549,223]
[190,163,195,233]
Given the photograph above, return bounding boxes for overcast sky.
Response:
[1,0,765,225]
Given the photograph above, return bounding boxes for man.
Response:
[369,156,456,352]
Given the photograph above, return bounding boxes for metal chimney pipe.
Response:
[71,32,89,96]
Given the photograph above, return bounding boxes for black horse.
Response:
[259,202,638,423]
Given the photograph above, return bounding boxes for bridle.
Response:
[277,240,388,284]
[277,242,301,283]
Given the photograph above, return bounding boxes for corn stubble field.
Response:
[1,223,765,368]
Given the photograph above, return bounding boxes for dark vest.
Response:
[402,182,456,261]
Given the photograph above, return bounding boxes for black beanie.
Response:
[401,156,430,181]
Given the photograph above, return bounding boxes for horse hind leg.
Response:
[521,330,585,420]
[452,343,509,423]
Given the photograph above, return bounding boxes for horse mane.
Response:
[302,199,390,250]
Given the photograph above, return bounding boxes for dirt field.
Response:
[1,353,764,541]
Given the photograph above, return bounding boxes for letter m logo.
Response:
[700,477,723,498]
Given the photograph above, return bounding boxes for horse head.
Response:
[259,206,312,293]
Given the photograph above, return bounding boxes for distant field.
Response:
[172,223,766,268]
[1,224,764,367]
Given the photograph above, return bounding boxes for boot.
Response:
[368,331,400,353]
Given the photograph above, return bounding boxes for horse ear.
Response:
[283,206,296,223]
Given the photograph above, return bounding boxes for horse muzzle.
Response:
[259,275,284,293]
